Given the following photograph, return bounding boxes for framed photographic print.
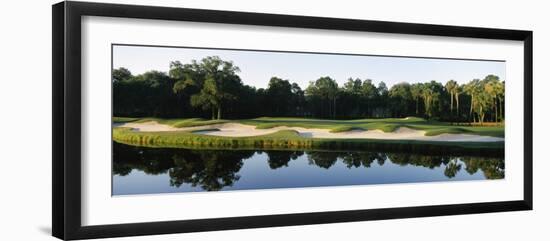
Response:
[52,1,533,240]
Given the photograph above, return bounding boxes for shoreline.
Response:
[115,121,505,143]
[112,127,504,157]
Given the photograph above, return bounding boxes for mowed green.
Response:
[113,116,503,137]
[112,116,504,152]
[243,117,505,137]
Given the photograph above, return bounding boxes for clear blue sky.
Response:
[113,45,505,89]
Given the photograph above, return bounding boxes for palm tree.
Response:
[410,83,422,115]
[421,83,438,118]
[445,80,458,113]
[464,79,480,122]
[454,85,462,115]
[484,80,499,122]
[495,81,505,122]
[473,90,491,124]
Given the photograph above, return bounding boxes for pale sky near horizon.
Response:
[113,45,506,89]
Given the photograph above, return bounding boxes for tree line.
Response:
[113,56,504,123]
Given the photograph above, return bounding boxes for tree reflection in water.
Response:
[169,151,253,191]
[462,156,505,179]
[266,151,303,169]
[113,142,505,192]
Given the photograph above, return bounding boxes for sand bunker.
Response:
[115,121,504,142]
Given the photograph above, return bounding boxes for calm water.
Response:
[112,142,504,195]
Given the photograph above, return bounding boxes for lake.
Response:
[112,142,504,195]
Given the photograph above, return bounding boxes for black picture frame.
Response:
[52,1,533,240]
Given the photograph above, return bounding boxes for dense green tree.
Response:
[445,80,458,113]
[377,81,389,96]
[464,79,480,122]
[389,82,413,117]
[113,69,179,117]
[305,76,339,118]
[340,78,364,117]
[290,83,306,116]
[343,78,363,95]
[473,89,492,124]
[462,76,498,124]
[114,57,504,123]
[362,79,379,116]
[112,67,132,83]
[171,56,241,119]
[266,77,293,116]
[420,82,441,118]
[497,81,505,121]
[483,75,503,122]
[410,83,423,115]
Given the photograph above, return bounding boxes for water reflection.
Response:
[113,142,504,195]
[169,151,248,191]
[267,151,303,169]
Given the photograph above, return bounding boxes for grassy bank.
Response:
[239,117,504,137]
[114,116,504,137]
[113,125,504,157]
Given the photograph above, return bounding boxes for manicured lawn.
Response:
[113,127,503,156]
[112,116,504,153]
[113,116,503,137]
[239,117,504,137]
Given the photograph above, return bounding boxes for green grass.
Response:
[112,127,503,156]
[114,116,505,137]
[239,117,503,137]
[190,128,221,133]
[255,123,284,129]
[423,127,472,136]
[239,117,418,133]
[172,119,228,128]
[114,117,229,128]
[112,117,141,123]
[132,117,191,126]
[112,116,505,148]
[329,126,366,133]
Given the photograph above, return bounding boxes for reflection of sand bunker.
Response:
[116,121,504,142]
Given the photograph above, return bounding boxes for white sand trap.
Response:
[113,121,180,132]
[194,123,281,137]
[115,121,504,142]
